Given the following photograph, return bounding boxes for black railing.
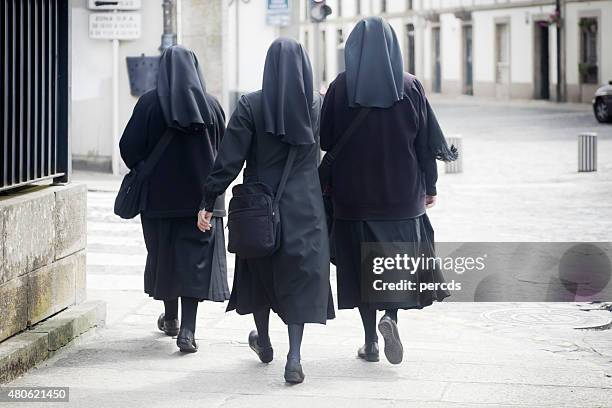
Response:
[1,0,70,192]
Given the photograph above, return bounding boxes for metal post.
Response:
[111,37,120,176]
[445,135,463,174]
[313,22,321,91]
[555,0,562,102]
[578,132,597,172]
[160,0,176,52]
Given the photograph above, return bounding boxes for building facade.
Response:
[299,0,611,103]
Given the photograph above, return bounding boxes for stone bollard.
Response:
[578,132,597,172]
[445,135,463,174]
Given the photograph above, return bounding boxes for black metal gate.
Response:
[1,0,70,192]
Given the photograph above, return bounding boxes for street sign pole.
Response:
[313,23,321,91]
[112,34,120,175]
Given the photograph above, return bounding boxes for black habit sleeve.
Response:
[319,79,336,152]
[119,95,151,169]
[200,96,255,212]
[413,79,438,197]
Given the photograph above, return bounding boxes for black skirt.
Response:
[141,216,229,302]
[227,256,336,325]
[333,213,449,310]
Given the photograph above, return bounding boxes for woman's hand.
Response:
[197,210,213,232]
[425,195,437,209]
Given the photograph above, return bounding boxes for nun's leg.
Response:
[358,306,378,343]
[177,297,199,353]
[284,324,305,384]
[357,306,380,362]
[383,308,398,323]
[249,308,274,363]
[164,299,178,320]
[253,308,271,347]
[287,324,304,360]
[157,299,179,336]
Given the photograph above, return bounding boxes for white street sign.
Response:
[89,12,141,40]
[88,0,141,10]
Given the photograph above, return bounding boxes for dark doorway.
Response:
[432,27,441,93]
[406,23,415,74]
[534,22,550,99]
[462,25,473,95]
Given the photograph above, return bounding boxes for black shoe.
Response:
[378,315,403,364]
[176,328,198,353]
[284,357,305,384]
[357,342,380,362]
[248,330,273,363]
[157,313,179,337]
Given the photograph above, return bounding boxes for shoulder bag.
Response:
[226,145,297,259]
[114,130,173,219]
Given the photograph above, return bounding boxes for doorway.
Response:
[495,22,510,99]
[533,22,550,99]
[432,26,441,93]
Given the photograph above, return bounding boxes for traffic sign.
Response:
[89,12,141,40]
[88,0,141,10]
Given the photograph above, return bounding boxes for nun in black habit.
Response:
[198,38,334,384]
[119,45,229,353]
[320,17,456,365]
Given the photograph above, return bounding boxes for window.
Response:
[337,29,344,45]
[355,0,361,16]
[579,18,598,84]
[407,0,413,11]
[304,30,309,54]
[381,0,387,13]
[337,0,342,17]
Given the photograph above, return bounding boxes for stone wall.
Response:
[0,183,87,343]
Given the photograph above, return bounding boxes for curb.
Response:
[0,300,106,384]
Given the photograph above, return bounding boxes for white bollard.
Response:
[445,135,463,174]
[578,132,597,172]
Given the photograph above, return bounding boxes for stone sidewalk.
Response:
[3,98,612,407]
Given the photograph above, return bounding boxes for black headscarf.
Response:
[344,17,405,108]
[157,45,214,131]
[262,38,315,146]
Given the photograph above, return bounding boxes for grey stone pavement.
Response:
[4,97,612,407]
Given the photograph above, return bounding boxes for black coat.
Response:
[320,72,438,220]
[120,89,226,218]
[202,92,334,324]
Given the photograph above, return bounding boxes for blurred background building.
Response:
[67,0,611,172]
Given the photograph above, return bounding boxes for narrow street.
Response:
[4,98,612,407]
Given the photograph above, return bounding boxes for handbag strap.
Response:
[320,108,370,169]
[137,129,174,180]
[273,145,298,209]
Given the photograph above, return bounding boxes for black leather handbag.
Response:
[226,146,297,259]
[114,130,173,219]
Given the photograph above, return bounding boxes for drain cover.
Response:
[481,307,611,328]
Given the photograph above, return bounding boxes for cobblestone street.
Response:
[4,98,612,407]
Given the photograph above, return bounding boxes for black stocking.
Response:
[180,297,199,334]
[253,308,272,348]
[384,309,398,323]
[358,306,378,344]
[287,324,304,361]
[163,299,178,321]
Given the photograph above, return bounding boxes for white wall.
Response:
[565,0,612,86]
[228,0,280,93]
[71,0,163,166]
